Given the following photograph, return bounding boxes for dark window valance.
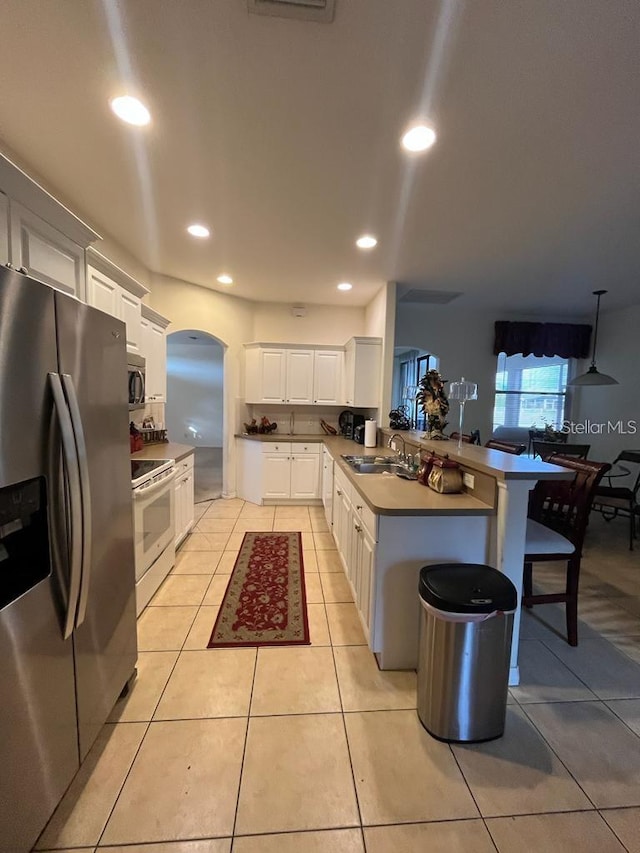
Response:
[493,321,591,359]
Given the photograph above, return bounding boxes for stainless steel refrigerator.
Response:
[0,266,137,853]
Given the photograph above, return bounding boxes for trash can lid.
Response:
[419,564,517,614]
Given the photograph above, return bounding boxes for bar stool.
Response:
[522,455,610,646]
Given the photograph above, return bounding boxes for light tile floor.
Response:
[35,506,640,852]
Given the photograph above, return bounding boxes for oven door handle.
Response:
[133,470,176,499]
[49,372,83,640]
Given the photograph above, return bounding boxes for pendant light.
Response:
[569,290,618,386]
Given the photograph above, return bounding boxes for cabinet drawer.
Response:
[353,500,377,542]
[261,442,292,454]
[291,442,321,454]
[176,453,195,475]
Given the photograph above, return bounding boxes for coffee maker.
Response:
[339,410,365,440]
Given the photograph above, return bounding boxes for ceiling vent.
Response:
[398,289,463,305]
[247,0,336,23]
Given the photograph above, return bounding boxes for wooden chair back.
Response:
[450,430,481,445]
[528,456,610,554]
[485,439,526,455]
[533,441,590,461]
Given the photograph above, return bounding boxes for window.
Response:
[493,353,569,432]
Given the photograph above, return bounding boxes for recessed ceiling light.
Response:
[356,235,378,250]
[217,274,233,285]
[187,224,210,238]
[401,123,436,152]
[337,282,352,291]
[110,95,151,127]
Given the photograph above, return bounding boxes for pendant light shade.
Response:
[569,290,618,387]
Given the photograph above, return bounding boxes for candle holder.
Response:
[449,377,478,450]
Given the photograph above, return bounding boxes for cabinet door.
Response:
[174,477,185,546]
[146,321,167,401]
[290,453,320,499]
[343,342,356,406]
[321,449,334,526]
[184,470,195,535]
[358,530,375,632]
[0,192,9,265]
[260,349,287,403]
[9,201,86,299]
[263,454,291,499]
[286,350,314,404]
[313,350,342,405]
[86,265,120,318]
[118,289,142,354]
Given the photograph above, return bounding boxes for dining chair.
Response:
[485,439,526,455]
[528,428,567,456]
[533,441,590,461]
[522,455,611,646]
[591,450,640,550]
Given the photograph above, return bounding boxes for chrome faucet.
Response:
[387,433,407,464]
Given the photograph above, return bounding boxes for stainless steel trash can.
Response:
[417,563,517,743]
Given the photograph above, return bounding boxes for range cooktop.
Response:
[131,458,173,487]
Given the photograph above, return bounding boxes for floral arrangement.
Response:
[532,418,565,442]
[416,369,449,439]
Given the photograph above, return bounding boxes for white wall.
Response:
[251,302,366,344]
[166,339,224,447]
[395,303,497,442]
[394,303,589,444]
[573,303,640,463]
[148,273,254,497]
[365,282,396,426]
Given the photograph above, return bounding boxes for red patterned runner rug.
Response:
[208,531,310,648]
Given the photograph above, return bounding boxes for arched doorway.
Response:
[166,330,225,503]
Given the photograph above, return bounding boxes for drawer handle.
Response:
[354,524,362,533]
[356,504,363,510]
[337,489,342,496]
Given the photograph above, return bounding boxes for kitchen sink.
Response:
[341,455,417,478]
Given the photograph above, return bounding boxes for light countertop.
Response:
[131,442,194,463]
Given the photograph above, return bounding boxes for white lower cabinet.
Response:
[263,453,292,499]
[237,440,322,503]
[321,446,334,527]
[263,445,321,500]
[330,459,377,639]
[174,454,195,546]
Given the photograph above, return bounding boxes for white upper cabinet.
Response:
[118,289,142,354]
[313,349,343,405]
[9,201,87,299]
[86,265,119,317]
[141,305,169,403]
[86,250,149,356]
[244,343,355,407]
[1,153,100,299]
[245,346,287,404]
[286,349,314,404]
[343,337,382,407]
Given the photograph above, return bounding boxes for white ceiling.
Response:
[0,0,638,313]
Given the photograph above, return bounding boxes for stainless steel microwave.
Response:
[128,354,146,411]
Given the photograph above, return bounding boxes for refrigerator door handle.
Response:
[61,374,93,629]
[49,372,83,640]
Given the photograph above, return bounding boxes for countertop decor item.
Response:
[208,532,310,647]
[569,290,619,386]
[417,369,449,440]
[449,377,478,450]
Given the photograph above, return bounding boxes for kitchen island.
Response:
[237,432,571,683]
